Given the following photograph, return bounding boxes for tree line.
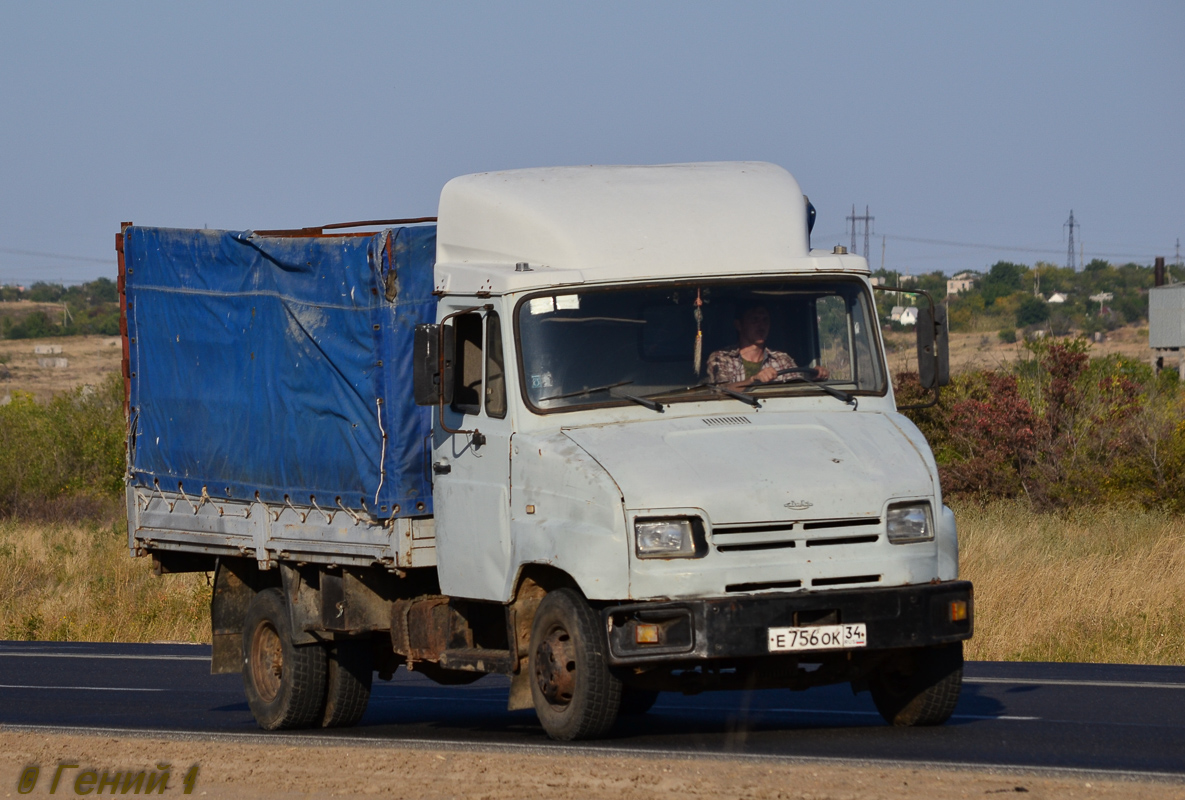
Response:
[0,278,120,339]
[873,258,1179,336]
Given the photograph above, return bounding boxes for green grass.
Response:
[0,375,124,517]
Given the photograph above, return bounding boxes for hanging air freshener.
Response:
[693,288,704,375]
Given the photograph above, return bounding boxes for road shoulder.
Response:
[2,730,1182,799]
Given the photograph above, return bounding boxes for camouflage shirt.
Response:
[706,347,798,385]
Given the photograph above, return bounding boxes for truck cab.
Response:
[416,163,968,736]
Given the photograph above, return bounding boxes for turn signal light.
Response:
[949,600,968,622]
[635,623,660,644]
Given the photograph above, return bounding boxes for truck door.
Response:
[431,306,514,601]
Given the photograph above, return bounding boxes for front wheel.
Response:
[241,588,327,730]
[868,642,963,726]
[528,588,622,740]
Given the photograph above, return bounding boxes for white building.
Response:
[1048,292,1067,304]
[947,271,976,296]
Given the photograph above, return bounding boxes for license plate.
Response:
[767,623,867,652]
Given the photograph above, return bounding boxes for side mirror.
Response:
[916,304,950,389]
[413,324,455,406]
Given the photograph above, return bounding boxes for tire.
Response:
[619,687,660,716]
[241,588,327,731]
[869,642,963,726]
[321,639,373,728]
[528,588,622,740]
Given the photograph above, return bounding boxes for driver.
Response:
[706,304,828,389]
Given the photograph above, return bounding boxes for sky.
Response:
[1,1,1182,286]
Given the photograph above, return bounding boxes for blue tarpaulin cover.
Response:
[124,225,437,518]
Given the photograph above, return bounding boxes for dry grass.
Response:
[0,333,123,403]
[959,500,1185,664]
[3,505,1184,665]
[883,321,1177,377]
[0,517,210,643]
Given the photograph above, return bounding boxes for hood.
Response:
[562,411,933,526]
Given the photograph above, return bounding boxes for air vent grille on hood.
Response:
[702,416,751,427]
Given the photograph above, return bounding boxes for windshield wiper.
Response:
[613,391,665,412]
[646,383,761,408]
[538,380,634,402]
[538,381,664,412]
[797,375,857,408]
[755,369,857,409]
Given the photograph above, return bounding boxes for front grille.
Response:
[717,540,796,553]
[805,534,880,547]
[711,517,881,552]
[801,517,879,531]
[812,574,881,587]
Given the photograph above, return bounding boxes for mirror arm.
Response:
[873,285,938,317]
[896,385,940,411]
[873,285,946,410]
[437,304,494,443]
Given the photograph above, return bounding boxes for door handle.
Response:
[432,461,451,475]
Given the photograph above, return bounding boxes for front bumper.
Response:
[603,581,973,666]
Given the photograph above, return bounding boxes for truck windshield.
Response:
[516,277,886,412]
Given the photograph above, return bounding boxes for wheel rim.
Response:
[250,620,283,703]
[534,623,576,708]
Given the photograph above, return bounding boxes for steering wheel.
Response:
[774,367,821,379]
[750,366,820,387]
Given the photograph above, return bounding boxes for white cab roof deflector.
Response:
[434,162,867,294]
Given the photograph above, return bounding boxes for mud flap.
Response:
[507,669,533,711]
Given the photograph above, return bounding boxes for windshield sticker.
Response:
[529,297,555,315]
[555,294,580,310]
[530,372,554,389]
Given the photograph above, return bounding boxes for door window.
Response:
[451,313,483,415]
[450,310,506,419]
[485,312,507,418]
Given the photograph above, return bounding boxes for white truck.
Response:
[119,161,969,741]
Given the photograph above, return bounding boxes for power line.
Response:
[880,233,1155,260]
[0,247,115,265]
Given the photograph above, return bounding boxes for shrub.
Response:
[0,375,125,518]
[940,373,1040,499]
[1049,312,1073,336]
[898,338,1185,512]
[6,311,55,340]
[997,328,1017,344]
[1016,295,1050,327]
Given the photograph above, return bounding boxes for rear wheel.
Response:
[528,588,621,740]
[869,642,963,726]
[321,639,373,728]
[242,588,327,730]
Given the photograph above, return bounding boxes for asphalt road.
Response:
[1,641,1183,777]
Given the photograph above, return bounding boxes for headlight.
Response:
[635,519,697,558]
[885,502,933,544]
